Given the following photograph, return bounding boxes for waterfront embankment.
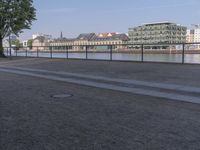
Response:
[1,57,200,150]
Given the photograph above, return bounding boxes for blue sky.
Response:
[20,0,200,40]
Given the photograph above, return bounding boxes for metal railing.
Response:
[3,42,200,64]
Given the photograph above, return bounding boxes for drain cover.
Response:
[52,94,73,98]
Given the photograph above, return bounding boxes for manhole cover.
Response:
[51,94,73,98]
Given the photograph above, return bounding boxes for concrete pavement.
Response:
[1,57,200,150]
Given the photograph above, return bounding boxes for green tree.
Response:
[13,39,21,47]
[0,0,36,57]
[27,39,33,48]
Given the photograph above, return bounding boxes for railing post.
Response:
[182,43,185,64]
[50,47,53,59]
[110,45,113,61]
[26,47,28,57]
[9,46,12,57]
[37,47,39,57]
[86,45,88,60]
[141,44,144,62]
[15,48,17,57]
[66,46,68,59]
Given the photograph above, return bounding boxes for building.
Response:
[194,28,200,43]
[32,36,50,50]
[50,32,129,51]
[73,33,95,50]
[90,33,129,50]
[49,38,75,51]
[3,34,19,48]
[128,22,187,45]
[32,33,52,40]
[3,34,18,47]
[10,35,17,41]
[187,25,200,49]
[186,29,195,43]
[22,40,28,47]
[194,28,200,49]
[187,26,200,43]
[3,39,9,47]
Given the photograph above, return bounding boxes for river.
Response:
[5,51,200,64]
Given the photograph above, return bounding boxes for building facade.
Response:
[49,38,75,51]
[22,40,28,47]
[194,28,200,43]
[90,33,129,49]
[3,39,9,47]
[49,33,129,51]
[32,36,51,50]
[187,28,200,43]
[187,27,200,49]
[128,22,187,45]
[186,29,195,43]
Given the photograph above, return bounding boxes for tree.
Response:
[13,39,21,47]
[27,39,33,48]
[0,0,36,57]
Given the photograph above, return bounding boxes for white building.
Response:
[187,27,200,49]
[3,39,9,47]
[32,36,51,50]
[186,29,194,43]
[194,28,200,42]
[22,40,28,47]
[187,24,200,43]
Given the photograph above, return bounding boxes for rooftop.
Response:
[51,33,129,42]
[143,21,175,26]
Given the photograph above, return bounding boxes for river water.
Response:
[5,51,200,64]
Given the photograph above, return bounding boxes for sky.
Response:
[20,0,200,40]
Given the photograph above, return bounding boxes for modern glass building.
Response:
[128,22,187,45]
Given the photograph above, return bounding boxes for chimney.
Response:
[60,31,63,39]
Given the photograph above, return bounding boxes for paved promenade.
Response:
[1,57,200,150]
